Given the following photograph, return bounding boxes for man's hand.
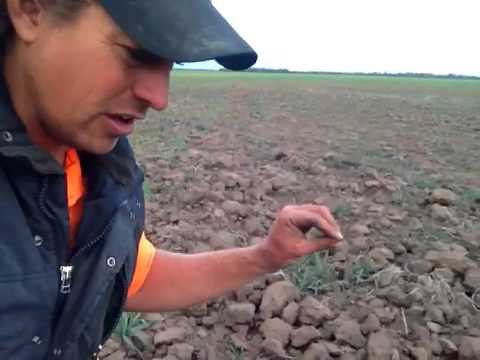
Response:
[126,203,343,312]
[257,204,344,272]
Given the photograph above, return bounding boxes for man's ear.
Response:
[6,0,45,42]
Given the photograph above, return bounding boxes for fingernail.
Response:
[336,232,344,240]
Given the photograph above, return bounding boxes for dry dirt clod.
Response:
[365,180,381,188]
[369,247,395,268]
[298,296,336,326]
[361,313,381,335]
[154,327,188,346]
[372,307,397,325]
[426,306,446,325]
[350,223,370,236]
[224,302,256,325]
[355,348,368,360]
[186,302,208,317]
[222,200,248,218]
[102,350,126,360]
[266,271,288,284]
[244,217,265,236]
[260,280,300,319]
[425,246,476,274]
[335,319,366,349]
[433,267,455,284]
[426,321,442,334]
[159,355,178,360]
[411,323,430,344]
[167,343,194,360]
[411,347,429,360]
[323,151,339,161]
[271,172,298,191]
[324,341,345,356]
[384,285,411,307]
[460,315,471,329]
[431,188,457,206]
[406,305,425,320]
[259,318,293,346]
[349,236,370,253]
[464,268,480,290]
[375,266,401,288]
[459,336,480,359]
[367,329,396,360]
[408,259,434,275]
[282,302,300,325]
[431,203,456,222]
[303,342,332,360]
[440,337,458,356]
[272,148,290,161]
[431,334,444,356]
[261,338,289,359]
[339,353,356,360]
[290,325,322,348]
[347,306,370,323]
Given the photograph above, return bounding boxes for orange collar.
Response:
[63,148,85,207]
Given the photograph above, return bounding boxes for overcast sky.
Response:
[182,0,479,76]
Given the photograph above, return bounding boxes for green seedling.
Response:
[113,312,150,359]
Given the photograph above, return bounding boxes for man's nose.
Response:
[131,62,172,111]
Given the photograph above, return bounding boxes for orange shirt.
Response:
[64,149,155,298]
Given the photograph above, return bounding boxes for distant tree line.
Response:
[220,67,480,80]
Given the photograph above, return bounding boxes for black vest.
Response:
[0,80,145,359]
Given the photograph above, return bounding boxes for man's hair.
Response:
[0,0,91,42]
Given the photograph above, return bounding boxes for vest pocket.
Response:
[77,264,128,355]
[0,271,55,357]
[101,265,128,343]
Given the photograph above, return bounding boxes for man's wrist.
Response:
[249,241,282,274]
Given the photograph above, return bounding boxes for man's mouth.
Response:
[108,113,141,124]
[105,113,143,136]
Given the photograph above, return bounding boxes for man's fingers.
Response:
[288,208,343,241]
[302,204,341,234]
[295,237,341,255]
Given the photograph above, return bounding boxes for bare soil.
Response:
[101,72,480,360]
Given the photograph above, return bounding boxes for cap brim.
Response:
[99,0,257,71]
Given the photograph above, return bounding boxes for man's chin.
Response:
[78,137,119,155]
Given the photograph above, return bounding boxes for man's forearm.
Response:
[125,244,272,312]
[125,204,344,312]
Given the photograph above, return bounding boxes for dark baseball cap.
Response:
[99,0,258,70]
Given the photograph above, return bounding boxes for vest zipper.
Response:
[39,177,70,295]
[40,176,115,295]
[60,216,115,293]
[59,265,74,294]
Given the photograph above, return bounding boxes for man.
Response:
[0,0,343,358]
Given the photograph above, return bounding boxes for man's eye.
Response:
[125,47,159,65]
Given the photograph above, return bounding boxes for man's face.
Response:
[16,2,172,154]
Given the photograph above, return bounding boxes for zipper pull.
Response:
[59,265,74,294]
